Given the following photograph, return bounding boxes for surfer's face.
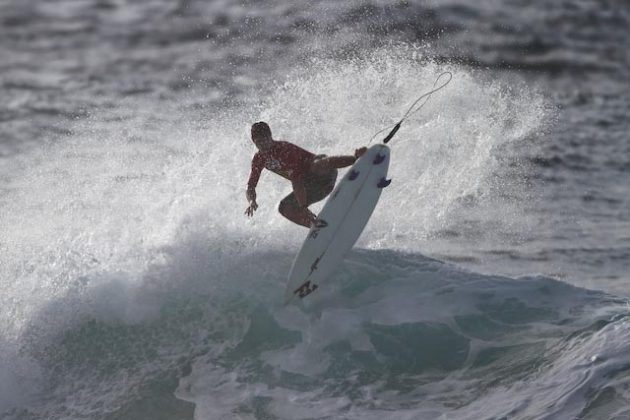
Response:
[251,122,273,150]
[251,133,272,150]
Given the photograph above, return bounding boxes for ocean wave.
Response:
[2,243,629,419]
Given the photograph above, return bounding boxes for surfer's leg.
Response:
[310,155,355,175]
[278,170,338,227]
[279,193,316,228]
[304,169,337,205]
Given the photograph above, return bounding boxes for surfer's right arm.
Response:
[245,153,264,217]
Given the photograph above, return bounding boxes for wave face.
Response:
[1,0,630,419]
[2,247,630,419]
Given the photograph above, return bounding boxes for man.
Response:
[245,121,367,228]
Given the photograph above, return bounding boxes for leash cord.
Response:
[368,71,453,145]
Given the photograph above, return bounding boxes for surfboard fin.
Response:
[377,177,391,188]
[348,170,360,180]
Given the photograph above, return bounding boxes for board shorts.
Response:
[280,155,338,209]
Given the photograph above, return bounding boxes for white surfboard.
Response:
[285,144,391,304]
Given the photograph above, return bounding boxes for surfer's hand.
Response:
[245,201,258,217]
[354,147,367,159]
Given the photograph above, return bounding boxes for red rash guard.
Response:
[247,141,315,190]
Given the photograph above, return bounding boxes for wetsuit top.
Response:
[247,141,315,190]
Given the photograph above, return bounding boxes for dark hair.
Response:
[251,121,272,139]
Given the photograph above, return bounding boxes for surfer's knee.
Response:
[278,197,293,217]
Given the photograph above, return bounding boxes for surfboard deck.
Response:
[284,144,391,305]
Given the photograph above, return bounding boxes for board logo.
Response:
[309,257,320,274]
[294,280,318,298]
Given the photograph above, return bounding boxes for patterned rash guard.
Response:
[247,141,315,190]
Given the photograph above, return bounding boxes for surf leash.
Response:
[368,71,453,145]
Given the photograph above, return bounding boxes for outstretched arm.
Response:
[245,154,263,218]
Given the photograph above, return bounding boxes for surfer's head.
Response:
[251,121,273,149]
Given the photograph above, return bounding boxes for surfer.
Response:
[245,121,367,228]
